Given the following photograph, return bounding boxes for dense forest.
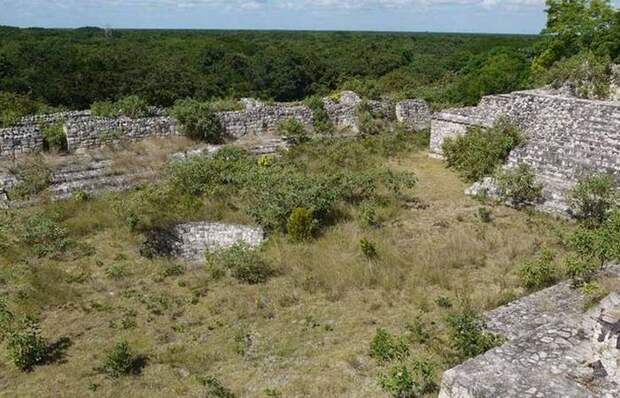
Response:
[0,28,536,111]
[0,0,618,117]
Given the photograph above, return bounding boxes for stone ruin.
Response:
[438,264,620,398]
[430,90,620,215]
[0,91,430,160]
[142,222,265,263]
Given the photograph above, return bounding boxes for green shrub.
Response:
[91,96,149,119]
[20,213,71,258]
[442,119,524,182]
[477,207,492,223]
[8,155,53,200]
[286,207,314,242]
[6,316,48,371]
[100,340,145,378]
[91,100,116,118]
[304,95,333,134]
[170,99,223,143]
[495,163,543,208]
[356,100,391,136]
[42,122,67,152]
[567,174,618,227]
[379,361,437,398]
[72,190,89,202]
[358,201,380,228]
[207,244,272,285]
[276,118,308,144]
[579,281,609,309]
[208,98,242,112]
[446,310,503,360]
[369,328,409,362]
[564,255,599,287]
[200,376,236,398]
[567,210,620,266]
[0,92,43,128]
[534,51,612,100]
[519,249,557,290]
[360,238,378,259]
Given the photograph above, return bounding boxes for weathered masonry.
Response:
[0,92,431,159]
[439,264,620,398]
[430,90,620,213]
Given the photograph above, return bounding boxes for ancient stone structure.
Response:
[65,116,178,151]
[217,100,314,138]
[144,222,265,262]
[1,92,429,160]
[430,90,620,214]
[439,264,620,398]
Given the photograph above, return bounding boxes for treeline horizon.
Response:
[0,25,537,112]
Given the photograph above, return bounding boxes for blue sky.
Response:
[0,0,618,34]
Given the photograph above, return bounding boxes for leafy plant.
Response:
[91,96,150,118]
[360,238,378,259]
[495,163,543,208]
[207,244,272,285]
[564,255,599,287]
[42,122,67,152]
[567,174,618,227]
[5,316,48,371]
[286,207,314,242]
[19,213,72,258]
[442,119,524,182]
[276,118,309,144]
[304,95,333,134]
[100,340,145,378]
[446,310,503,360]
[519,249,557,290]
[378,360,437,398]
[170,99,223,143]
[369,328,409,362]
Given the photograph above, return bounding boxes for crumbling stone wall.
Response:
[430,90,620,213]
[217,101,314,138]
[64,116,178,151]
[144,222,265,262]
[439,264,620,398]
[396,99,432,131]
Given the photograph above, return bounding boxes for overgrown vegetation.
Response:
[495,163,543,208]
[170,99,224,143]
[91,95,150,118]
[442,119,524,182]
[207,243,273,285]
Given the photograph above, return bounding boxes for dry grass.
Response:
[0,148,571,398]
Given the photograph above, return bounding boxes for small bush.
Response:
[42,122,67,152]
[207,244,272,284]
[304,95,333,134]
[200,376,236,398]
[91,96,149,119]
[286,207,314,242]
[20,213,71,258]
[442,119,524,182]
[495,163,543,208]
[358,201,380,228]
[379,361,437,398]
[360,238,378,259]
[100,340,145,378]
[446,310,503,360]
[564,255,599,287]
[567,174,618,227]
[369,328,409,362]
[6,316,48,371]
[519,249,557,290]
[567,210,620,267]
[0,91,46,128]
[356,100,391,136]
[477,207,492,223]
[276,118,308,144]
[170,99,223,143]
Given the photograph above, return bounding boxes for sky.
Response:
[0,0,618,34]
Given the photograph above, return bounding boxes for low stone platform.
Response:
[143,222,265,262]
[439,265,620,398]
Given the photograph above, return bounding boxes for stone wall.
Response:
[144,222,265,262]
[64,116,178,151]
[218,101,314,139]
[438,264,620,398]
[430,90,620,213]
[396,99,432,131]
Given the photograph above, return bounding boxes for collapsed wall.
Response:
[430,90,620,213]
[0,92,430,160]
[438,264,620,398]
